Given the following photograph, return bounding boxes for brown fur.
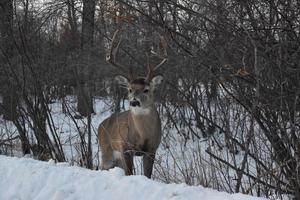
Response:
[98,79,162,178]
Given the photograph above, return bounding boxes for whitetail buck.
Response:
[98,30,167,178]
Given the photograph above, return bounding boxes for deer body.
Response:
[98,103,161,177]
[98,30,167,178]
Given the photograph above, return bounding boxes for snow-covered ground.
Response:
[0,155,267,200]
[0,97,279,199]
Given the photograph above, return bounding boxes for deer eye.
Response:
[143,89,149,93]
[129,89,132,93]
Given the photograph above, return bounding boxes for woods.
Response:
[0,0,299,199]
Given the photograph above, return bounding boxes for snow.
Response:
[0,155,267,200]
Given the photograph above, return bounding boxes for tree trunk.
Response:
[76,0,95,117]
[78,0,95,169]
[0,0,18,121]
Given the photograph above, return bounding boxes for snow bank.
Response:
[0,155,266,200]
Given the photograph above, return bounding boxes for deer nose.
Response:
[130,99,140,107]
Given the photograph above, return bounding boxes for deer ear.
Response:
[115,75,129,86]
[150,75,163,88]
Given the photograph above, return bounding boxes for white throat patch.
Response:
[130,106,151,115]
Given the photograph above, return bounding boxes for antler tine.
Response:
[106,29,129,76]
[152,36,168,71]
[146,53,153,82]
[146,36,168,82]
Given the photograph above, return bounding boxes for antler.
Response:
[145,36,168,82]
[106,30,130,77]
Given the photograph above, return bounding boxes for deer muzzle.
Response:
[130,99,141,107]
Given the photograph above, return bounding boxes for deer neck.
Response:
[130,105,153,116]
[130,105,159,138]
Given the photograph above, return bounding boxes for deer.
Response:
[98,30,167,178]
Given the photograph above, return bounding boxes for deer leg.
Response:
[143,152,155,178]
[101,150,123,170]
[111,151,133,176]
[124,152,133,175]
[100,159,115,170]
[100,152,115,170]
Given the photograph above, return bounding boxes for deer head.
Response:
[106,30,167,112]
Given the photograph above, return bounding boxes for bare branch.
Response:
[146,36,168,82]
